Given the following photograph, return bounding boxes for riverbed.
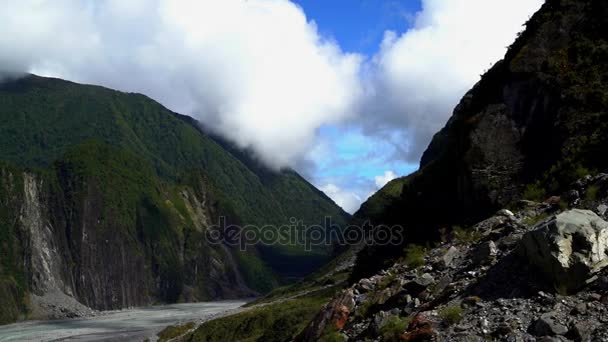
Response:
[0,300,247,342]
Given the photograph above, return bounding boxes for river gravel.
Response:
[0,300,248,342]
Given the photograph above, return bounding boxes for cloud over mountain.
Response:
[1,0,362,169]
[359,0,544,162]
[1,0,544,212]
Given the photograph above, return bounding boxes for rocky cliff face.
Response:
[0,163,255,324]
[353,0,608,279]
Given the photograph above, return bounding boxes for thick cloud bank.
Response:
[361,0,544,162]
[0,0,544,212]
[0,0,362,169]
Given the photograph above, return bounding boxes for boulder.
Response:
[518,209,608,291]
[532,313,568,336]
[473,241,498,264]
[441,246,460,269]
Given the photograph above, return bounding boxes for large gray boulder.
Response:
[518,209,608,291]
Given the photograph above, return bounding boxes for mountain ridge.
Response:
[0,74,348,324]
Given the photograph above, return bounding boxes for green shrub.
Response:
[379,316,411,341]
[438,305,463,326]
[377,273,397,288]
[319,326,345,342]
[403,244,426,269]
[586,185,600,202]
[452,226,482,244]
[523,182,547,202]
[189,287,338,342]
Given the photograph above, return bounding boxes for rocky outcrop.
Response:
[518,209,608,291]
[296,289,356,341]
[304,192,608,341]
[353,0,608,279]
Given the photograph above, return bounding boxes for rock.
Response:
[493,323,513,336]
[518,209,608,291]
[402,315,435,342]
[462,296,481,307]
[374,311,393,332]
[566,321,594,342]
[480,318,490,334]
[566,190,580,202]
[571,303,587,316]
[473,241,498,264]
[454,324,471,332]
[545,196,562,206]
[358,278,374,292]
[598,204,608,217]
[405,274,435,295]
[355,293,368,305]
[442,246,460,269]
[533,313,569,336]
[497,209,515,217]
[538,337,571,342]
[296,289,355,341]
[593,275,608,291]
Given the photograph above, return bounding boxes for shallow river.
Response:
[0,300,247,342]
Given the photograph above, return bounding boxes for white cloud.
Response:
[374,170,398,189]
[319,184,362,214]
[0,0,362,169]
[360,0,544,162]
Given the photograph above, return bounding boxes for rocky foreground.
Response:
[298,174,608,341]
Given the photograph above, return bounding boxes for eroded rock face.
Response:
[518,209,608,291]
[296,289,355,342]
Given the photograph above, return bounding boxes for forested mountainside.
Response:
[0,75,349,324]
[353,0,608,279]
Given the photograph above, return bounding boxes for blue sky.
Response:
[293,0,423,211]
[292,0,421,55]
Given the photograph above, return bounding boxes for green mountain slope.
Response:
[0,75,349,324]
[0,75,348,228]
